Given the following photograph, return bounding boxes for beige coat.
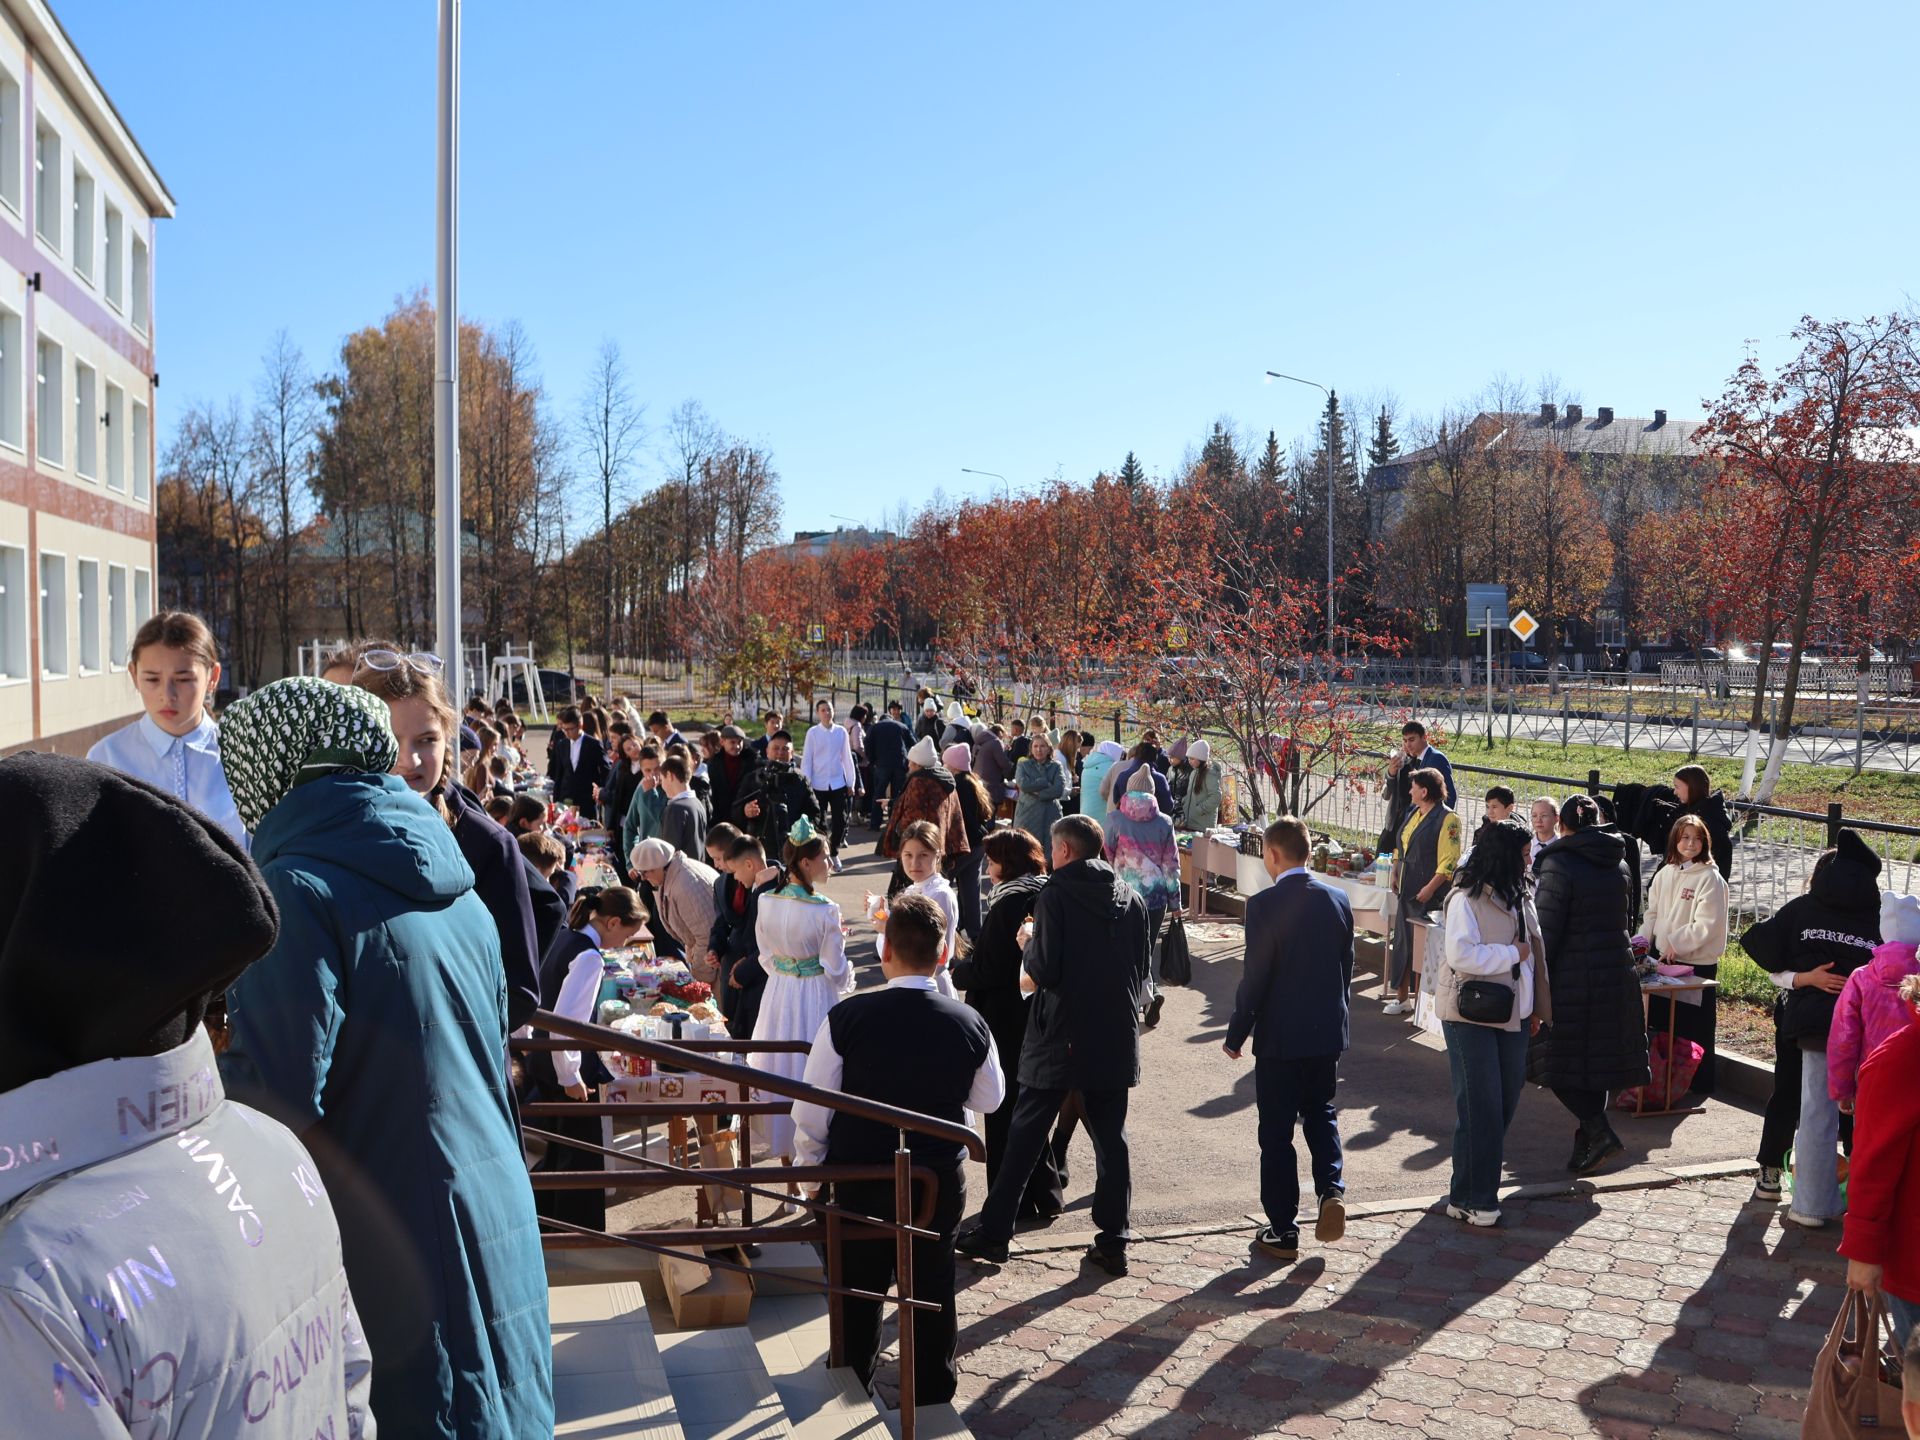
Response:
[1642,860,1729,965]
[1433,887,1552,1032]
[656,851,720,973]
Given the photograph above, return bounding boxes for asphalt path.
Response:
[816,826,1768,1234]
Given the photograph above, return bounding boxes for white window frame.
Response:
[103,203,123,310]
[73,359,97,480]
[0,67,20,220]
[0,305,21,453]
[0,543,26,684]
[107,561,127,669]
[131,398,149,501]
[32,116,58,253]
[75,556,99,674]
[130,231,149,335]
[133,566,152,628]
[71,162,94,285]
[37,548,66,679]
[104,381,124,491]
[35,335,62,467]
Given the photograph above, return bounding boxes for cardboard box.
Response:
[660,1245,754,1328]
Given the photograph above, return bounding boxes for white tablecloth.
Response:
[1318,872,1398,936]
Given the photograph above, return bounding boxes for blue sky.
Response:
[60,1,1920,533]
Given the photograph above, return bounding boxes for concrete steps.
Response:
[549,1263,973,1440]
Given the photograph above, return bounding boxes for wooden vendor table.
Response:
[1632,977,1718,1119]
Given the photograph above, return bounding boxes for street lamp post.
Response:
[1265,370,1337,659]
[960,468,1010,503]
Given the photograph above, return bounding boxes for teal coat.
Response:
[1014,755,1069,844]
[223,771,553,1439]
[624,780,666,859]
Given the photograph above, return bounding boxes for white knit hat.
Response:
[907,736,939,768]
[1882,893,1920,947]
[630,837,675,873]
[1189,739,1211,763]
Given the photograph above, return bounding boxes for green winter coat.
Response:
[223,771,554,1439]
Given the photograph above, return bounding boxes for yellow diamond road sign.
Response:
[1509,610,1539,643]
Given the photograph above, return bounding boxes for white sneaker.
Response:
[1786,1210,1830,1230]
[1382,999,1408,1016]
[1446,1203,1501,1228]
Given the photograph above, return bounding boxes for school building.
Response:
[0,0,172,754]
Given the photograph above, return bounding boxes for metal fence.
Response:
[801,670,1920,924]
[1296,757,1920,932]
[808,661,1920,775]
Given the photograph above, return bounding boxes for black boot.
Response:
[1572,1116,1625,1176]
[1565,1125,1586,1174]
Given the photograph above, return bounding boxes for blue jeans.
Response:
[1443,1021,1529,1212]
[1254,1055,1343,1233]
[1889,1291,1920,1346]
[1795,1046,1844,1221]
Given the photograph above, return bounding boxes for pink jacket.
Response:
[1829,942,1920,1103]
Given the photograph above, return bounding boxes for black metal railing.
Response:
[516,1010,986,1440]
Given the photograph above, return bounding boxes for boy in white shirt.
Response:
[87,610,247,846]
[802,698,858,870]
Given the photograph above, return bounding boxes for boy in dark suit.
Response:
[1224,816,1356,1260]
[548,705,609,808]
[792,894,1005,1404]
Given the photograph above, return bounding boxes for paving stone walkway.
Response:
[943,1175,1840,1439]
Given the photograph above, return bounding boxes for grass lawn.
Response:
[1349,727,1920,830]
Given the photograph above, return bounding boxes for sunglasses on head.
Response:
[357,649,445,677]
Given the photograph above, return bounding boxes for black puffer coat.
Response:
[1018,858,1150,1091]
[950,872,1048,1079]
[1527,825,1650,1092]
[1741,828,1881,1047]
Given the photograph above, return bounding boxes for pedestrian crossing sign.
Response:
[1510,610,1539,643]
[807,623,826,644]
[1166,625,1189,650]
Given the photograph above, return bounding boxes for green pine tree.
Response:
[1117,451,1147,490]
[1367,406,1400,471]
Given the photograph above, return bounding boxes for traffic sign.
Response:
[807,623,826,644]
[1166,624,1189,651]
[1509,610,1539,644]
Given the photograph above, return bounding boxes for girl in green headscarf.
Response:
[219,678,555,1438]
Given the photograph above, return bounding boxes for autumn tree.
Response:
[1118,486,1394,820]
[1504,447,1614,662]
[1693,313,1920,800]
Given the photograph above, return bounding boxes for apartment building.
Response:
[0,1,172,754]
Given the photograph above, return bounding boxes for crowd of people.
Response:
[9,608,1920,1435]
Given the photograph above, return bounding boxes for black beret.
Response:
[0,751,279,1090]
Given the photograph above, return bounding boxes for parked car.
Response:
[1667,646,1728,664]
[508,668,588,706]
[1513,651,1571,675]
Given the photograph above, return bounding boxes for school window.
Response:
[0,70,20,216]
[105,382,125,490]
[71,164,95,283]
[35,336,61,465]
[32,118,58,251]
[130,232,149,334]
[76,558,99,673]
[38,552,66,677]
[133,567,151,627]
[104,204,124,310]
[107,563,127,668]
[0,545,25,681]
[132,399,149,500]
[0,306,20,451]
[74,360,97,478]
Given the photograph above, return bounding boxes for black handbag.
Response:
[1159,914,1193,987]
[1453,898,1522,1025]
[1455,975,1517,1025]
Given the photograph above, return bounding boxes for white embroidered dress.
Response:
[873,873,962,999]
[751,882,857,1158]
